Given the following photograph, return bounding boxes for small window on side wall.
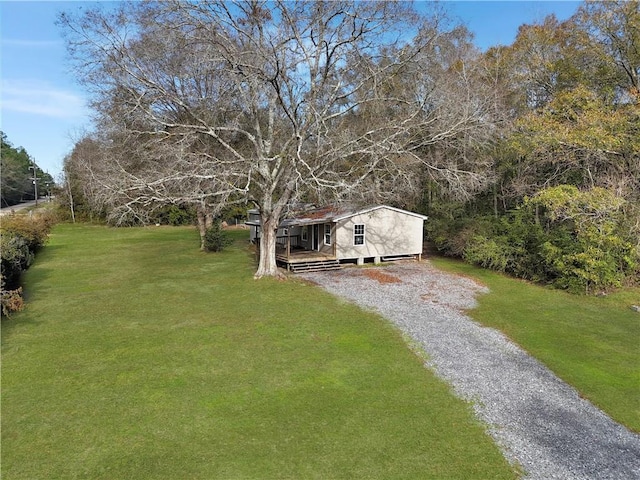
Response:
[324,224,332,245]
[301,226,308,241]
[354,224,365,245]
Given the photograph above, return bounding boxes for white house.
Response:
[247,205,427,272]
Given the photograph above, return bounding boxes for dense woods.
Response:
[58,0,639,290]
[426,0,639,293]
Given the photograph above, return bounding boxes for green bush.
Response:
[463,235,513,272]
[1,212,56,316]
[203,222,232,252]
[427,186,639,294]
[427,216,495,257]
[0,233,34,289]
[1,211,55,252]
[530,186,639,293]
[154,205,196,226]
[538,226,638,294]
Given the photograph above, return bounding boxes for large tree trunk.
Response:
[196,205,216,250]
[254,215,283,279]
[196,208,207,251]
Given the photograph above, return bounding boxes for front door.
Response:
[312,224,319,251]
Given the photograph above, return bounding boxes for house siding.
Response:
[319,223,334,255]
[335,207,424,260]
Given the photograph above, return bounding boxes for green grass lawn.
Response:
[431,256,640,433]
[2,224,517,479]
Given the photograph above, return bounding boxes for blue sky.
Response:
[1,0,581,178]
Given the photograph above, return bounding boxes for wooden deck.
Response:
[275,248,336,265]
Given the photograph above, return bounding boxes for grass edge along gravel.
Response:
[2,224,518,480]
[431,256,640,433]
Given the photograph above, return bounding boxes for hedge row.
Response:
[427,186,639,294]
[1,211,56,316]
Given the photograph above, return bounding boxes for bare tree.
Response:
[59,0,495,277]
[90,126,241,249]
[61,136,112,222]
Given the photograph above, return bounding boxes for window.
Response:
[354,224,365,245]
[301,226,308,241]
[324,224,332,245]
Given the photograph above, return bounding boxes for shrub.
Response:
[427,216,495,257]
[1,211,55,252]
[530,186,638,294]
[1,281,24,317]
[0,211,56,316]
[0,233,34,289]
[203,222,232,252]
[154,205,196,226]
[539,226,638,294]
[463,235,514,272]
[427,185,639,294]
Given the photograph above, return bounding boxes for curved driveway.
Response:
[301,262,640,480]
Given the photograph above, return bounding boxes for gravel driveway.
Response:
[300,261,640,480]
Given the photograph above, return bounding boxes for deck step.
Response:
[289,260,342,273]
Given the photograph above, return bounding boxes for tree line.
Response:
[1,133,54,208]
[57,0,639,290]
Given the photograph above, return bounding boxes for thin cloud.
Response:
[1,80,88,119]
[2,38,61,48]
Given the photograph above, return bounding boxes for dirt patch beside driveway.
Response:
[362,268,402,284]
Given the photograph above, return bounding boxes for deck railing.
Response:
[275,235,301,248]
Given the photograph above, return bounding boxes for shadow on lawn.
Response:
[1,309,44,345]
[1,264,53,341]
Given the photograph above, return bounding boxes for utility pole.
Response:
[30,161,38,206]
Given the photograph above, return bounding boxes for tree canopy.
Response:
[1,132,54,208]
[59,0,496,277]
[59,0,639,289]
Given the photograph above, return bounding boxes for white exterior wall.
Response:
[335,207,424,260]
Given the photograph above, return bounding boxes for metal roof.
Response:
[280,205,427,226]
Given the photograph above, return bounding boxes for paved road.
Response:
[1,200,42,215]
[302,262,640,480]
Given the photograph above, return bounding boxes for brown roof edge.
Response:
[280,204,427,227]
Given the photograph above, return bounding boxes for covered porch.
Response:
[275,229,339,272]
